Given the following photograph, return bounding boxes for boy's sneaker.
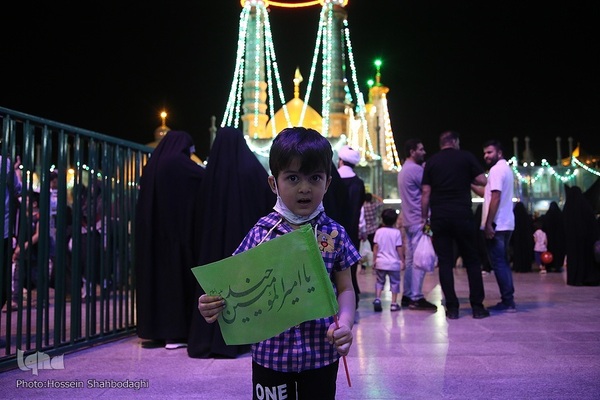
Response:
[408,298,437,311]
[390,303,400,312]
[539,268,547,274]
[488,302,517,313]
[373,299,382,312]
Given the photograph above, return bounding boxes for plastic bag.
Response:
[359,239,373,268]
[413,234,437,272]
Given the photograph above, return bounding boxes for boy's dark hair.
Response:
[365,193,373,202]
[269,127,332,178]
[381,208,398,227]
[403,138,422,159]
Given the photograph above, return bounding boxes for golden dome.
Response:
[265,68,323,137]
[265,98,323,137]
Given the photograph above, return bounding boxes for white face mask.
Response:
[272,180,324,225]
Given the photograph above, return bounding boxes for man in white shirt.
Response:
[472,140,516,313]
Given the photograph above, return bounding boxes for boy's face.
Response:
[268,157,331,217]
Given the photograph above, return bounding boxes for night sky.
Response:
[2,1,598,163]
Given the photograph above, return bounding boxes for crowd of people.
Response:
[139,127,599,399]
[3,126,598,398]
[1,155,118,317]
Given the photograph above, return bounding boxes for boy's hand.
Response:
[198,294,225,324]
[327,322,353,357]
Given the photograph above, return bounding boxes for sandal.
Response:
[373,299,382,312]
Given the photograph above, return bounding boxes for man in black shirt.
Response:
[421,131,489,319]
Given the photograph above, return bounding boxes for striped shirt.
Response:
[362,199,383,235]
[234,211,361,373]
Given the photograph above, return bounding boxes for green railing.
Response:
[0,106,152,371]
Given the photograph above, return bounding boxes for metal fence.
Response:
[1,106,152,371]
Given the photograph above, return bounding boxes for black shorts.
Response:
[252,360,339,400]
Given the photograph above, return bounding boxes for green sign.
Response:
[192,224,339,345]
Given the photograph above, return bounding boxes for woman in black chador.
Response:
[562,185,600,286]
[135,131,205,348]
[511,202,533,272]
[542,201,566,272]
[187,127,275,358]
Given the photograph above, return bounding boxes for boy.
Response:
[372,208,404,312]
[533,220,548,274]
[198,127,359,400]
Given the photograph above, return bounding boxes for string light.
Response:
[299,10,324,127]
[343,18,376,160]
[508,157,578,184]
[225,0,389,166]
[263,12,292,131]
[572,155,600,177]
[222,6,250,128]
[321,4,333,137]
[379,95,400,170]
[252,6,262,131]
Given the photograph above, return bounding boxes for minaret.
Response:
[369,60,390,164]
[241,1,268,139]
[153,110,170,142]
[322,0,349,138]
[363,59,398,170]
[568,136,573,156]
[523,136,533,163]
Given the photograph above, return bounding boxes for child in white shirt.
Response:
[373,209,405,311]
[533,220,548,274]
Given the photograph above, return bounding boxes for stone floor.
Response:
[1,266,599,399]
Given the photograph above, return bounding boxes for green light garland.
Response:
[299,8,323,127]
[572,156,600,177]
[343,18,377,160]
[509,157,578,184]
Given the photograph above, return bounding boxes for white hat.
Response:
[338,145,360,165]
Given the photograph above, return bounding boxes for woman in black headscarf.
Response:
[563,185,600,286]
[187,127,276,358]
[542,201,566,272]
[511,201,533,272]
[135,131,205,348]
